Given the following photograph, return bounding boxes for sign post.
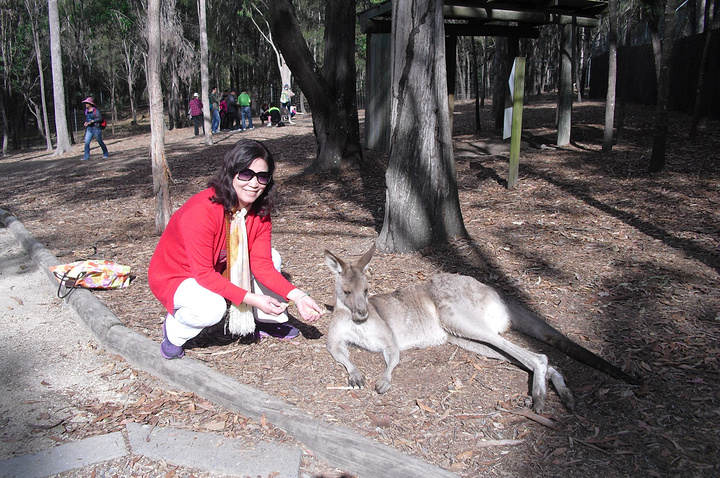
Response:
[504,57,526,189]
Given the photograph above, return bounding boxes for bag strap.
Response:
[54,270,89,299]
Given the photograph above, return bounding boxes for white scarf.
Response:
[226,208,255,335]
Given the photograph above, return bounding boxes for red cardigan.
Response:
[148,188,295,313]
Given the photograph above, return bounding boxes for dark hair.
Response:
[208,139,276,217]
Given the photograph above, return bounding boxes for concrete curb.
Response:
[0,423,302,478]
[0,209,459,478]
[0,432,127,478]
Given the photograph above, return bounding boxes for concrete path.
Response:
[0,222,301,478]
[0,209,458,478]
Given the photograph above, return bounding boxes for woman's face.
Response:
[233,157,269,210]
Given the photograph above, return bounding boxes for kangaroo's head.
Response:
[324,244,375,323]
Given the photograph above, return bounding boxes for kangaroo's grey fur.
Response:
[324,245,641,413]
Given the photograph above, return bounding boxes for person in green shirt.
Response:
[238,89,254,130]
[267,105,283,126]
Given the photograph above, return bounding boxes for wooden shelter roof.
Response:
[360,0,608,36]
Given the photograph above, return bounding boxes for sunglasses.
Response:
[236,168,272,185]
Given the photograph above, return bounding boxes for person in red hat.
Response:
[82,96,109,160]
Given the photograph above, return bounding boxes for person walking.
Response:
[188,93,204,136]
[81,97,109,161]
[209,87,221,133]
[148,139,323,359]
[238,89,254,131]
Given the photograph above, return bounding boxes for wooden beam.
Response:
[363,19,540,38]
[443,5,600,26]
[360,3,601,33]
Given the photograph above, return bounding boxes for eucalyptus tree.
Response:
[603,0,619,152]
[648,0,679,173]
[147,0,171,232]
[244,2,292,94]
[162,0,197,130]
[0,2,33,153]
[198,0,212,144]
[113,4,143,126]
[48,0,72,155]
[689,0,718,138]
[91,0,142,131]
[24,0,53,150]
[377,0,468,253]
[268,0,363,172]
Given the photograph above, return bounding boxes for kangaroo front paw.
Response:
[375,378,392,394]
[348,372,366,389]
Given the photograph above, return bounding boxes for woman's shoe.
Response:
[255,321,300,340]
[161,320,185,359]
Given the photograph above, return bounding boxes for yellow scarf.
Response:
[226,208,255,335]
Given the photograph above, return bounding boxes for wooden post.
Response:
[508,57,526,189]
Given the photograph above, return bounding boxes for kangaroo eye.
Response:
[343,289,352,296]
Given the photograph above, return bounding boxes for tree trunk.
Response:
[689,3,716,138]
[48,0,72,156]
[26,0,53,151]
[492,37,508,129]
[147,0,172,233]
[198,0,212,145]
[268,0,362,173]
[377,0,468,253]
[557,23,573,146]
[603,0,618,152]
[123,40,138,125]
[471,37,481,132]
[649,0,678,173]
[648,13,662,83]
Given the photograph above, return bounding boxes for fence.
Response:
[588,31,720,118]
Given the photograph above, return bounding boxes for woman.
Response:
[81,97,109,160]
[148,139,322,359]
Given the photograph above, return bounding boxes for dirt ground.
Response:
[1,97,719,478]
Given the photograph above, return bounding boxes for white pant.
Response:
[165,249,288,346]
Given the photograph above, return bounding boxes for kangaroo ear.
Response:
[324,250,346,274]
[357,243,376,270]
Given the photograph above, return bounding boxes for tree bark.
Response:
[198,0,212,144]
[48,0,72,156]
[557,23,573,146]
[123,39,138,125]
[26,0,53,151]
[603,0,618,152]
[649,0,678,173]
[377,0,468,253]
[492,37,508,129]
[268,0,362,173]
[147,0,172,233]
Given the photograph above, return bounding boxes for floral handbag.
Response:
[50,260,132,298]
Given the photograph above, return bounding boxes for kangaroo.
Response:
[324,245,641,413]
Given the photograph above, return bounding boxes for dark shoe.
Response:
[255,321,300,340]
[161,320,184,359]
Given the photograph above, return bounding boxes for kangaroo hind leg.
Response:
[445,320,550,413]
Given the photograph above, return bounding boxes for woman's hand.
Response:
[294,294,322,322]
[243,292,287,316]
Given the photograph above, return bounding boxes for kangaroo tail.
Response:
[505,297,643,385]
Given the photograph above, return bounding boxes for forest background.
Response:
[1,0,718,157]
